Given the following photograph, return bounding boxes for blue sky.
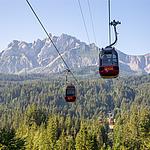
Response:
[0,0,150,55]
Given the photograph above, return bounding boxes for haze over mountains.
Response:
[0,33,149,75]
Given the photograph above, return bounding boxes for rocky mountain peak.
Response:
[0,33,149,75]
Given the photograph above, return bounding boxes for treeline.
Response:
[0,74,150,149]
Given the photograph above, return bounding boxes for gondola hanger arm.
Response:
[107,20,121,48]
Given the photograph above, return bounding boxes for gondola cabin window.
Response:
[112,54,118,64]
[102,54,112,66]
[66,87,76,96]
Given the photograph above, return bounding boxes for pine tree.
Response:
[47,115,58,149]
[55,130,67,150]
[75,123,98,150]
[75,123,87,150]
[0,127,25,150]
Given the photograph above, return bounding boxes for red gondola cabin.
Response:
[65,84,76,102]
[99,47,119,78]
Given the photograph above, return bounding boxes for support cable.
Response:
[108,0,111,45]
[87,0,97,45]
[107,0,121,47]
[25,0,79,84]
[77,0,91,44]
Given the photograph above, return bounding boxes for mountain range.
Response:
[0,33,149,76]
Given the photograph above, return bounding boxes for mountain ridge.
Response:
[0,33,149,75]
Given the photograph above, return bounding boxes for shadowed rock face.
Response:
[0,33,149,75]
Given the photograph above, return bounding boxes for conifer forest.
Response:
[0,74,150,150]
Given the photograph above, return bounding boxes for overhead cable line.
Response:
[108,0,111,45]
[25,0,79,84]
[87,0,97,45]
[77,0,91,44]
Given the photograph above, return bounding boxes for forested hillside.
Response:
[0,74,150,149]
